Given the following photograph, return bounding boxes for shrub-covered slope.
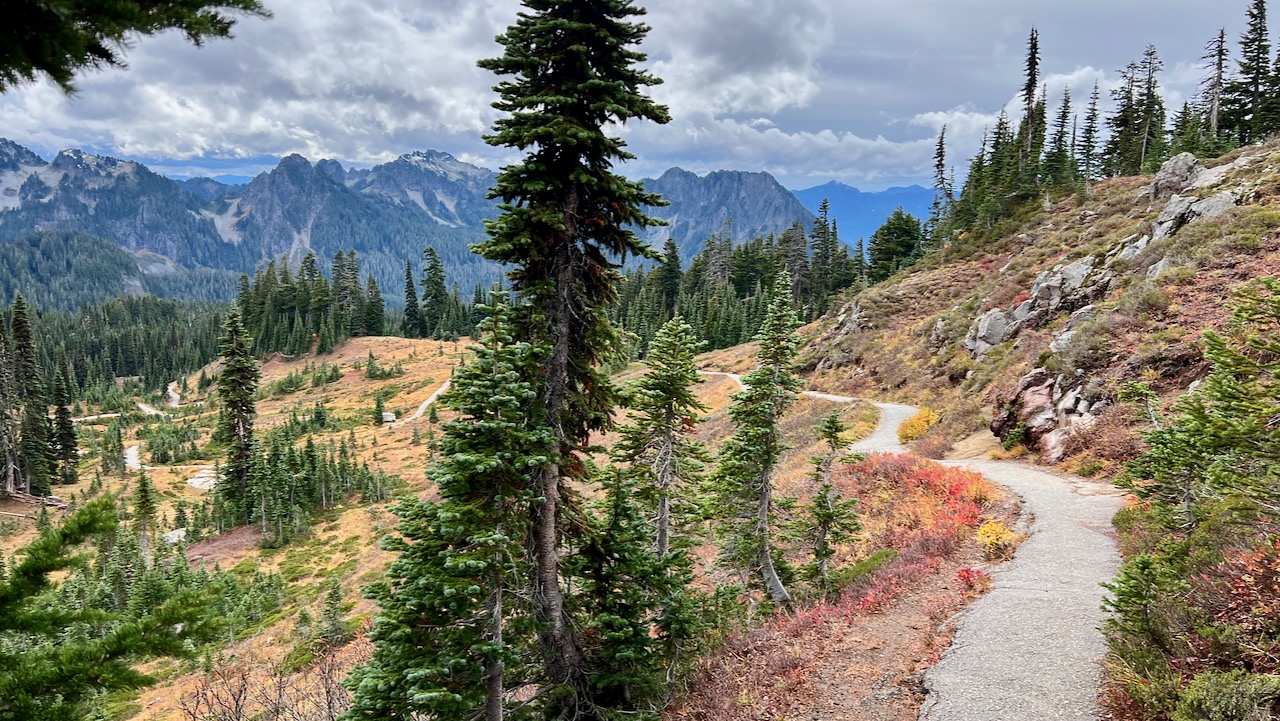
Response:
[805,142,1280,474]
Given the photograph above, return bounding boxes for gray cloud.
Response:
[0,0,1251,189]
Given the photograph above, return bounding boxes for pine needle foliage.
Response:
[612,316,708,559]
[474,0,671,711]
[346,299,548,721]
[710,272,804,606]
[214,306,260,524]
[0,0,269,93]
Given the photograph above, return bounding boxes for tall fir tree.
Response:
[401,259,421,338]
[1016,27,1042,192]
[51,351,77,486]
[653,238,683,317]
[1201,28,1229,144]
[346,299,545,721]
[419,247,448,338]
[0,313,18,495]
[925,126,954,246]
[711,272,804,606]
[1225,0,1272,144]
[474,0,670,710]
[10,295,52,496]
[1079,82,1102,194]
[214,307,259,525]
[795,414,860,599]
[612,316,707,560]
[1043,86,1075,186]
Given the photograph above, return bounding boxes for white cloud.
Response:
[0,0,1246,188]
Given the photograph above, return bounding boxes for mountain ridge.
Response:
[0,137,931,307]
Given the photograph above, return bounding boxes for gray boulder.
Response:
[1151,153,1204,200]
[1192,190,1237,221]
[964,308,1015,358]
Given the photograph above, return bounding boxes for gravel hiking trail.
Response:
[699,371,1124,720]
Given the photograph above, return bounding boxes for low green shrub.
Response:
[1172,670,1280,721]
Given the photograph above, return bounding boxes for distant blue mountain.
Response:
[792,182,933,242]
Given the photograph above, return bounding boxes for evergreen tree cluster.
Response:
[236,250,387,357]
[400,247,482,340]
[212,307,399,546]
[30,295,224,398]
[944,8,1280,243]
[614,212,868,357]
[0,295,80,497]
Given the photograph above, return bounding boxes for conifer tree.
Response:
[1201,28,1229,143]
[51,351,77,486]
[10,295,52,496]
[1043,86,1075,186]
[613,316,707,559]
[926,127,954,245]
[214,307,259,524]
[1016,27,1042,190]
[1136,45,1168,172]
[1225,0,1272,144]
[866,208,925,283]
[0,314,18,496]
[101,421,125,477]
[401,260,421,338]
[711,272,803,606]
[796,414,860,598]
[419,247,448,338]
[653,238,683,317]
[474,0,670,708]
[319,577,347,647]
[1127,277,1280,527]
[346,298,545,721]
[133,471,158,559]
[1079,82,1102,194]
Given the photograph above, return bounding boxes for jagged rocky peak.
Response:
[315,158,347,183]
[640,166,814,259]
[0,139,45,171]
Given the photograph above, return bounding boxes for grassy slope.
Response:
[0,331,882,720]
[802,141,1280,472]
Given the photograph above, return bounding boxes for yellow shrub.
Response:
[977,519,1019,560]
[897,407,940,443]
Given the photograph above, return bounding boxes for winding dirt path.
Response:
[390,379,452,427]
[699,370,1124,720]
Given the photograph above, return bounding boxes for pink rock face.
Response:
[1039,428,1074,464]
[1018,380,1058,435]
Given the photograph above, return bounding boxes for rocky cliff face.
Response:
[0,139,825,299]
[639,167,814,259]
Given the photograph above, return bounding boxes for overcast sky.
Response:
[0,0,1251,190]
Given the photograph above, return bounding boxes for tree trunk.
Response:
[756,470,791,605]
[485,583,504,721]
[529,223,586,698]
[654,406,675,560]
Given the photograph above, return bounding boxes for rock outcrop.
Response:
[1150,152,1204,200]
[962,255,1113,358]
[991,368,1109,463]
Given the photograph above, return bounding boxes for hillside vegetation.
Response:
[805,141,1280,718]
